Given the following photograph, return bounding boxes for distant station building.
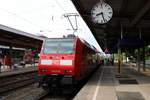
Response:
[0,24,44,69]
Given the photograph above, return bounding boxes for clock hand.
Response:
[101,13,106,22]
[96,12,102,16]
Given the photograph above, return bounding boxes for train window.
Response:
[59,41,74,54]
[42,39,74,54]
[43,41,58,54]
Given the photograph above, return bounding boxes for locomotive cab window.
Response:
[59,41,74,54]
[43,39,75,54]
[43,41,58,54]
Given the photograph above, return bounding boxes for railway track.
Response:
[0,71,37,95]
[1,83,48,100]
[39,66,101,100]
[37,88,75,100]
[1,84,71,100]
[0,66,101,100]
[40,94,72,100]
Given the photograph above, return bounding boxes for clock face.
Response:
[91,2,113,24]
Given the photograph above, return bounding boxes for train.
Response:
[38,36,99,91]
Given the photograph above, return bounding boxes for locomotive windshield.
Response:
[43,39,75,54]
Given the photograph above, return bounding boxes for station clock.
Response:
[91,2,113,24]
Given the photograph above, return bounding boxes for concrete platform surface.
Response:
[73,64,150,100]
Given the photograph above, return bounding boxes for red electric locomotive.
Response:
[38,36,98,90]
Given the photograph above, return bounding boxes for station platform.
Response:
[0,65,37,78]
[74,64,150,100]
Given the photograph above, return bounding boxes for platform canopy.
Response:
[0,24,44,49]
[71,0,150,52]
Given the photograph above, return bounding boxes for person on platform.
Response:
[4,55,12,70]
[23,49,34,67]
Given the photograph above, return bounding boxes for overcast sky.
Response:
[0,0,103,52]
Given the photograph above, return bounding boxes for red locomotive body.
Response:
[38,36,98,90]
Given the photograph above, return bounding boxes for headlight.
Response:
[41,60,52,65]
[64,70,72,73]
[60,60,72,65]
[41,69,48,72]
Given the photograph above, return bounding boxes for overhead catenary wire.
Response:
[0,0,79,36]
[0,7,51,32]
[55,0,79,34]
[55,0,67,13]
